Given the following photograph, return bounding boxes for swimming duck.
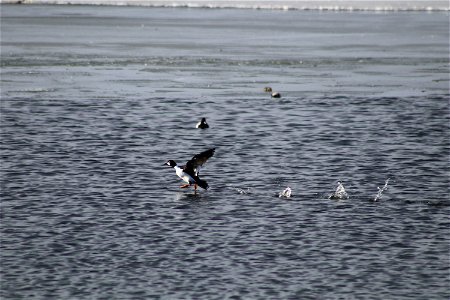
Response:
[264,87,272,92]
[196,117,209,129]
[164,148,215,191]
[271,92,281,98]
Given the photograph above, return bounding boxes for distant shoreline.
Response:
[1,0,449,11]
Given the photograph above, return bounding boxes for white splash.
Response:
[279,186,292,198]
[329,181,348,200]
[374,178,390,202]
[235,187,251,195]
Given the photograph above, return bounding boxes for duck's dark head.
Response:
[164,160,177,168]
[201,117,207,123]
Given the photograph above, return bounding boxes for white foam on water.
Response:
[279,186,292,198]
[374,178,390,202]
[1,0,448,10]
[329,181,348,200]
[233,186,252,195]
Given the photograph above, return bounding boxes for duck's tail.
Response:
[196,178,209,190]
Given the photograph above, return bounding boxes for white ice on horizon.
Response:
[1,0,448,11]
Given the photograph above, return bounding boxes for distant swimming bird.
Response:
[164,148,215,191]
[271,92,281,98]
[196,117,209,129]
[264,87,272,92]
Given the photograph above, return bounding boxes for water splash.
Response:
[234,187,251,195]
[279,186,292,198]
[374,178,390,202]
[328,181,348,200]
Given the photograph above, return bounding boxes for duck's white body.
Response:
[196,118,209,129]
[174,165,195,184]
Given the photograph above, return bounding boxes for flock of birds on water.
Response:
[165,87,390,202]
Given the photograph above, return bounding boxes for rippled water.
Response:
[1,5,449,299]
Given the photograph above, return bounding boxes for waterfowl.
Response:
[271,92,281,98]
[196,117,209,129]
[164,148,215,191]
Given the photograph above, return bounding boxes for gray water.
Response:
[1,5,449,299]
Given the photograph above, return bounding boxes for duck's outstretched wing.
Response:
[184,148,215,176]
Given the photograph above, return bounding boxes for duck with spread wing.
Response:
[164,148,215,191]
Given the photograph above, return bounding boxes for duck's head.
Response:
[164,160,177,167]
[201,117,207,123]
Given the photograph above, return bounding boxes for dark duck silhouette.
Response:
[196,117,209,129]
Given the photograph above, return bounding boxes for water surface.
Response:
[1,5,449,299]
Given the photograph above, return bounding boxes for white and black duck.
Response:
[196,117,209,129]
[164,148,215,191]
